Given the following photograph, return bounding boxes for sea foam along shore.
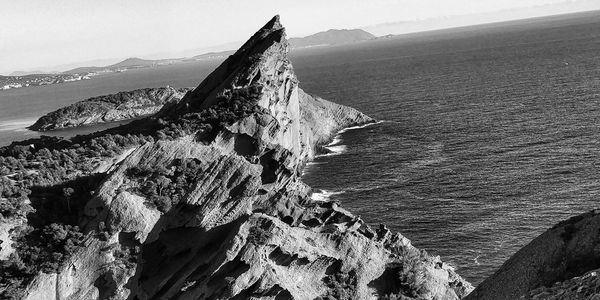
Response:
[309,121,385,202]
[319,120,384,157]
[311,189,346,201]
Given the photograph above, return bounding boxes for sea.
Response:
[2,11,600,285]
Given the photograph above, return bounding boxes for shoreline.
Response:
[318,120,384,157]
[305,120,384,202]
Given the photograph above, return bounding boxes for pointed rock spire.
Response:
[161,15,291,116]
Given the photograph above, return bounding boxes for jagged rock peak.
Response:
[236,15,284,54]
[163,15,292,115]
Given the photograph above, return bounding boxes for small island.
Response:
[28,86,191,131]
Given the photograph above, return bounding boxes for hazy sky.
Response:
[1,0,599,74]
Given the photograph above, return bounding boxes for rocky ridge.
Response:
[466,210,600,300]
[522,268,600,299]
[28,87,191,131]
[0,16,472,299]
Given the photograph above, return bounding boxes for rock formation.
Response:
[0,16,473,299]
[466,210,600,300]
[522,268,600,299]
[28,87,191,131]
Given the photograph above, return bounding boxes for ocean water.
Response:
[2,11,600,285]
[0,59,221,145]
[298,12,600,284]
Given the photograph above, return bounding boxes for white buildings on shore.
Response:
[2,83,23,90]
[1,73,94,91]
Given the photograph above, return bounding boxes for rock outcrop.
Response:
[522,268,600,299]
[466,210,600,300]
[28,87,191,131]
[0,16,472,299]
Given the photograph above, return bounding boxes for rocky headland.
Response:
[0,16,472,299]
[5,14,597,300]
[28,87,191,131]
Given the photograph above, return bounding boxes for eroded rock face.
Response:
[19,16,472,299]
[466,210,600,300]
[28,87,191,131]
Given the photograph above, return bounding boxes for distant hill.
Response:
[9,70,47,76]
[289,29,375,48]
[29,86,191,131]
[60,29,376,75]
[64,57,184,74]
[109,57,158,68]
[64,66,105,74]
[190,50,235,61]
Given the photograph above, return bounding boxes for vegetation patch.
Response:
[0,223,84,299]
[125,158,205,212]
[155,85,266,141]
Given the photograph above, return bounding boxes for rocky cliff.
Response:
[28,87,191,131]
[466,210,600,299]
[0,16,472,299]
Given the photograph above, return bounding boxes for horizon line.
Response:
[3,7,599,76]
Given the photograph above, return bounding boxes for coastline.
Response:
[316,120,384,158]
[305,120,384,202]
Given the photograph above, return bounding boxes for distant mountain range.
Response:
[5,28,377,78]
[9,70,47,76]
[64,57,185,74]
[289,29,375,48]
[58,28,376,75]
[187,29,375,59]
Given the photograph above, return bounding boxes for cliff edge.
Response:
[0,16,472,299]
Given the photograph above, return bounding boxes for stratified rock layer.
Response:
[11,16,472,299]
[29,87,191,131]
[466,210,600,300]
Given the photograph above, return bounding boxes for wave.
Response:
[327,135,342,147]
[310,189,346,202]
[320,144,347,156]
[473,254,481,266]
[317,120,385,158]
[337,120,384,135]
[301,160,329,177]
